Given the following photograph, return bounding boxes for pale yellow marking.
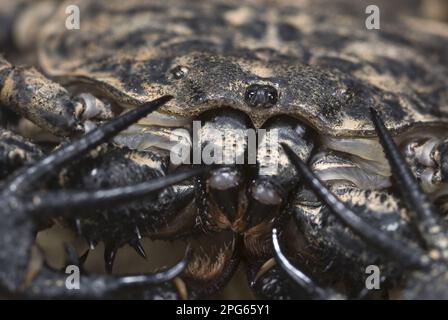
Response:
[338,116,367,132]
[262,9,282,50]
[224,6,253,26]
[129,152,163,171]
[250,65,275,78]
[0,74,14,103]
[284,12,315,34]
[404,17,448,38]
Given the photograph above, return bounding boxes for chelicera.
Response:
[0,0,447,299]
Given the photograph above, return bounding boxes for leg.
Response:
[371,109,448,259]
[1,53,114,138]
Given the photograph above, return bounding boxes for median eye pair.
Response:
[245,84,278,108]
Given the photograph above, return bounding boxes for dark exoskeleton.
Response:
[1,0,448,300]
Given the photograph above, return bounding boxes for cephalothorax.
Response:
[0,0,447,299]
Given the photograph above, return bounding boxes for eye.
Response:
[170,65,189,79]
[267,91,277,103]
[245,84,278,108]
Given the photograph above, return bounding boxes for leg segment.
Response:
[0,55,83,136]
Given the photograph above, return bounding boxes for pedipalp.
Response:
[282,143,428,270]
[0,95,208,298]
